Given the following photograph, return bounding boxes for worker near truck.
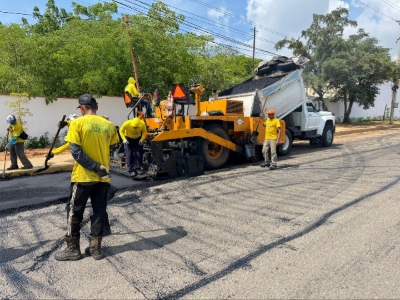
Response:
[5,115,33,170]
[119,116,147,176]
[125,77,152,118]
[260,109,281,170]
[54,94,119,261]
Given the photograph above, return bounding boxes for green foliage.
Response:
[25,132,51,149]
[0,136,7,152]
[276,8,393,123]
[4,93,33,130]
[0,0,254,102]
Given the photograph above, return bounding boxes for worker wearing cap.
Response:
[5,115,33,170]
[54,94,119,262]
[47,113,115,237]
[119,116,147,176]
[260,109,281,170]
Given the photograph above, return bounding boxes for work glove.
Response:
[46,151,54,161]
[122,140,129,145]
[58,121,68,129]
[138,140,143,146]
[95,164,110,179]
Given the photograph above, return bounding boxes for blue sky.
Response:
[1,0,400,59]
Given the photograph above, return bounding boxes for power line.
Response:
[137,0,278,45]
[0,10,33,16]
[116,0,280,57]
[382,0,400,10]
[114,0,276,58]
[187,0,288,38]
[379,0,400,13]
[355,0,397,21]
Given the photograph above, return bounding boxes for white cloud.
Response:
[328,0,349,12]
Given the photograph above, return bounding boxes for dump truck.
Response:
[112,68,335,180]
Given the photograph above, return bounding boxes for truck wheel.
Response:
[321,124,334,147]
[277,129,292,156]
[199,124,230,169]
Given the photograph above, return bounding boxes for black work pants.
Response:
[124,136,142,172]
[67,182,109,238]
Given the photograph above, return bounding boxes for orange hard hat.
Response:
[267,109,276,114]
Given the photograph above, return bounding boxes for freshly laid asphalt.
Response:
[0,172,136,212]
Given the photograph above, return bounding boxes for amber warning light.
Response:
[172,84,187,100]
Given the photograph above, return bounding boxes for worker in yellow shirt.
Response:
[260,109,281,170]
[124,77,152,117]
[54,94,119,262]
[119,116,147,176]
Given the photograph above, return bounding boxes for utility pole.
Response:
[124,15,140,93]
[389,37,400,125]
[252,27,256,77]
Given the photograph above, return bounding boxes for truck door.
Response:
[305,102,320,130]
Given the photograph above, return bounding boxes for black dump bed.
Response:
[218,76,283,97]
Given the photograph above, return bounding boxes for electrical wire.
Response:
[379,0,400,13]
[187,0,288,37]
[116,0,280,57]
[132,0,278,45]
[114,0,275,58]
[0,10,33,16]
[355,0,397,21]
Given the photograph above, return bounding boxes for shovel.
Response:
[2,133,9,179]
[250,96,268,142]
[35,115,66,173]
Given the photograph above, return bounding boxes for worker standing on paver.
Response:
[125,77,152,117]
[260,109,281,170]
[54,94,119,261]
[5,115,33,170]
[119,116,147,177]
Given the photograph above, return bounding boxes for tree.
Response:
[275,8,357,104]
[322,29,392,123]
[5,93,33,130]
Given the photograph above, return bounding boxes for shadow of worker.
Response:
[107,226,187,255]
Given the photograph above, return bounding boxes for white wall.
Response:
[324,82,400,122]
[0,95,130,139]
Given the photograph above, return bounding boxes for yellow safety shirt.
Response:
[264,118,281,140]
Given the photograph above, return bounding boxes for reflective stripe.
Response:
[67,183,78,236]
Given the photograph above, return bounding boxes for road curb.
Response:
[2,163,73,179]
[335,124,400,136]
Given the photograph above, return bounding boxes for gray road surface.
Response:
[1,133,400,299]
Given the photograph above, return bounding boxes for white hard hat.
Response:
[68,114,79,121]
[6,115,16,124]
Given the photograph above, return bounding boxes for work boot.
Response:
[7,165,18,170]
[54,235,82,261]
[269,165,277,170]
[85,235,105,260]
[260,162,270,168]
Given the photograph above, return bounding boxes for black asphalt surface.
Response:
[0,172,136,211]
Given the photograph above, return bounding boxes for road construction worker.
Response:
[46,114,115,237]
[260,109,281,170]
[5,115,33,170]
[124,77,152,117]
[119,116,147,176]
[54,94,119,261]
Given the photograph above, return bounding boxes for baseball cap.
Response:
[77,94,98,109]
[6,115,16,124]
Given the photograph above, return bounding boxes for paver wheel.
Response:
[199,124,230,169]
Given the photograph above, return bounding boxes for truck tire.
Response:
[321,124,334,147]
[276,61,297,72]
[199,124,230,169]
[277,129,292,156]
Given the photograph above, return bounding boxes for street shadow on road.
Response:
[105,226,187,255]
[0,240,52,264]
